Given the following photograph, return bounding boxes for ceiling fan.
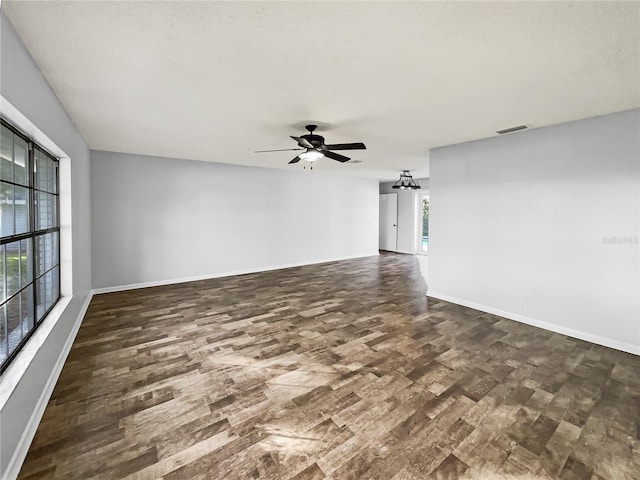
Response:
[255,124,366,164]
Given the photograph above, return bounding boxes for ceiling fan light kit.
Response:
[255,124,366,166]
[299,150,324,162]
[392,170,421,190]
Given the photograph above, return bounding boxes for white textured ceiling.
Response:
[3,1,639,180]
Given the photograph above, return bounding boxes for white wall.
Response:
[429,109,640,354]
[91,151,379,289]
[1,13,92,479]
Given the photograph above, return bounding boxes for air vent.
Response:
[497,125,528,134]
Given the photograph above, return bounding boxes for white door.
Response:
[379,194,398,251]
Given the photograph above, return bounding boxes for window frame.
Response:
[1,118,61,374]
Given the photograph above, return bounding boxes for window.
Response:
[1,119,60,373]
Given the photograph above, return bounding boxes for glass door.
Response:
[419,194,429,254]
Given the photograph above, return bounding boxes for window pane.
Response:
[4,241,21,299]
[50,266,59,307]
[36,269,55,320]
[0,303,7,365]
[0,125,13,183]
[14,186,29,235]
[14,136,28,186]
[36,232,57,277]
[0,245,4,302]
[20,238,33,287]
[1,181,15,237]
[35,191,56,230]
[6,294,22,357]
[36,274,46,321]
[35,150,57,193]
[21,284,34,335]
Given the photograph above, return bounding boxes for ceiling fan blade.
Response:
[255,148,303,153]
[325,143,366,151]
[288,156,301,164]
[323,151,351,163]
[290,136,314,149]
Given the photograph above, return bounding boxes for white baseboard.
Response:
[3,293,93,480]
[92,252,380,294]
[427,291,640,356]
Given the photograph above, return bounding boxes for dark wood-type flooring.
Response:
[18,253,640,479]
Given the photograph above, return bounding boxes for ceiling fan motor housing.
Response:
[301,134,325,149]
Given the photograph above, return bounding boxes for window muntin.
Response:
[0,119,60,373]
